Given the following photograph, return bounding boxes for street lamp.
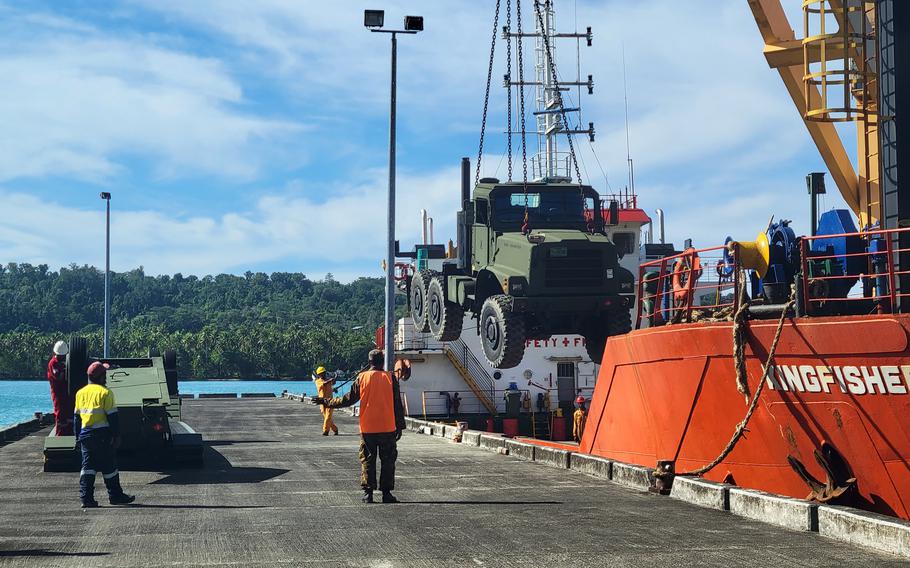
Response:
[99,192,112,358]
[365,10,423,374]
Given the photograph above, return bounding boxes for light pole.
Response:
[100,192,112,358]
[364,10,424,373]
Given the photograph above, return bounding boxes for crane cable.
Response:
[475,0,502,186]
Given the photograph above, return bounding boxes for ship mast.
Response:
[504,0,594,183]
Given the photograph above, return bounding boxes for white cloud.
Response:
[0,9,301,183]
[0,166,463,279]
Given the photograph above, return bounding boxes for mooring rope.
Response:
[677,285,795,478]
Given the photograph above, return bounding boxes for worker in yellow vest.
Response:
[312,349,405,504]
[74,362,135,508]
[313,366,338,436]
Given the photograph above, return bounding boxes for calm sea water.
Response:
[0,380,317,429]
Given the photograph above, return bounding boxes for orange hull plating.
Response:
[581,314,910,519]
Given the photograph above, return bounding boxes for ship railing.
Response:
[636,245,740,329]
[799,226,910,315]
[418,389,532,420]
[600,188,638,210]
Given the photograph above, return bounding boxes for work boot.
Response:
[381,491,399,504]
[109,493,136,505]
[322,431,329,436]
[362,490,374,504]
[81,499,99,509]
[332,430,339,436]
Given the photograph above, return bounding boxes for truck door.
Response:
[472,198,491,268]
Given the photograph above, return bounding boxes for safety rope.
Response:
[476,0,502,186]
[678,285,796,477]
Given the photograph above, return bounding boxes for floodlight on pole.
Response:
[364,10,385,28]
[365,11,423,374]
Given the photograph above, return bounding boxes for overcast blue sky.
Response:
[0,0,850,281]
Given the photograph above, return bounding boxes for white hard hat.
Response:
[53,340,69,356]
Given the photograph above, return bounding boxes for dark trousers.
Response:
[359,432,398,491]
[79,430,124,502]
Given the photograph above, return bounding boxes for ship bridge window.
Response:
[613,232,636,256]
[494,190,592,229]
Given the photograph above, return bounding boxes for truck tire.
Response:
[67,336,89,396]
[427,276,463,342]
[163,349,179,396]
[584,308,632,364]
[480,295,526,369]
[410,270,437,333]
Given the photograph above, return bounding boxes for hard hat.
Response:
[87,361,108,380]
[315,366,326,376]
[53,341,69,356]
[575,396,586,404]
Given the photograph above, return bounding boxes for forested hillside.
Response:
[0,263,391,379]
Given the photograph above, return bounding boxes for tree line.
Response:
[0,263,393,379]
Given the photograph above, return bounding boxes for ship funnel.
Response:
[731,232,770,278]
[655,209,665,244]
[421,209,428,245]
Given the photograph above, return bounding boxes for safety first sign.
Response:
[767,365,910,395]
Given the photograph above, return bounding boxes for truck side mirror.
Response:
[476,199,489,224]
[608,200,619,226]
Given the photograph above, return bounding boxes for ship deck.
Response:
[0,398,903,567]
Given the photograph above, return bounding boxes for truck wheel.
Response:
[67,336,89,396]
[584,308,632,364]
[427,276,463,342]
[480,295,526,369]
[410,270,437,333]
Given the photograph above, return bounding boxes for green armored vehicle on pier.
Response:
[43,337,203,471]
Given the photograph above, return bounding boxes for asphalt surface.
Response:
[0,398,903,567]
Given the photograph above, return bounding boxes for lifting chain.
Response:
[533,0,583,184]
[506,0,513,182]
[476,0,502,187]
[516,0,531,232]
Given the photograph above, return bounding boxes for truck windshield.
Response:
[493,190,595,229]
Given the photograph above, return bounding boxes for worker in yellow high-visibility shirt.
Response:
[74,362,135,508]
[313,366,338,436]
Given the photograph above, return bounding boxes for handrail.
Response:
[637,245,737,328]
[444,337,498,415]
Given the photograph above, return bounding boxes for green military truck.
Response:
[43,337,203,471]
[409,159,635,369]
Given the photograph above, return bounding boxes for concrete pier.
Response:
[0,398,902,567]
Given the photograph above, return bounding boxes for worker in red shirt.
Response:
[47,340,74,436]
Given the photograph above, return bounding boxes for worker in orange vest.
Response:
[313,366,338,436]
[312,349,405,503]
[573,396,587,443]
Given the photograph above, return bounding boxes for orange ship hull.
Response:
[581,314,910,519]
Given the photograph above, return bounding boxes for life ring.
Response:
[394,358,412,381]
[394,263,412,282]
[672,248,702,302]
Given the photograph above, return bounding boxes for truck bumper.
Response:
[514,294,634,313]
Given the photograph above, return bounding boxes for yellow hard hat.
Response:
[315,366,326,375]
